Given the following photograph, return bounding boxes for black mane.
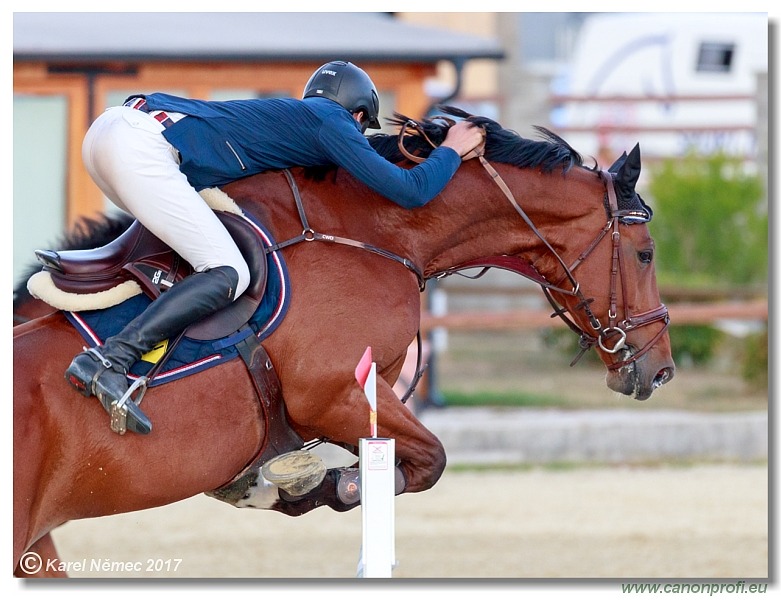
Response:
[368,106,588,173]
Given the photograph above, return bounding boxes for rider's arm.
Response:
[318,116,462,209]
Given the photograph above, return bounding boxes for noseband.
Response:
[400,119,670,370]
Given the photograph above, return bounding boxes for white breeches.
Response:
[81,106,250,298]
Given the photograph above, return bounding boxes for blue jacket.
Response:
[140,93,462,208]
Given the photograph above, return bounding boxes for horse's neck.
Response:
[410,164,601,279]
[231,165,602,285]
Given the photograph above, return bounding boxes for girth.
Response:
[209,333,306,501]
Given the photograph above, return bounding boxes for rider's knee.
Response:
[206,262,249,301]
[233,259,251,299]
[220,259,250,299]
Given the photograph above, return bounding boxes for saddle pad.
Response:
[65,213,291,387]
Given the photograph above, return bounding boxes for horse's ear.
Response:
[608,151,627,173]
[615,144,641,190]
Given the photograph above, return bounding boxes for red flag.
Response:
[355,346,372,388]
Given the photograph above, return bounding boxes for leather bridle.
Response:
[538,169,670,370]
[398,118,670,371]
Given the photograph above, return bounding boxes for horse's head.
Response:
[372,108,674,400]
[543,144,675,400]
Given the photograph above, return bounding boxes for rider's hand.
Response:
[441,121,485,160]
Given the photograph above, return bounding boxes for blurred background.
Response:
[13,11,768,398]
[12,11,770,579]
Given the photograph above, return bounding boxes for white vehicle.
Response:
[552,12,768,162]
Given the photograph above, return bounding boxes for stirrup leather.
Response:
[85,346,113,370]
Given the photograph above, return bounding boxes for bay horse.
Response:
[13,108,674,576]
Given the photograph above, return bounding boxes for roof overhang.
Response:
[14,12,504,65]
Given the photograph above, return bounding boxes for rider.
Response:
[66,60,485,435]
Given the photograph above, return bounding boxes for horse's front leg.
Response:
[271,365,446,516]
[371,371,447,494]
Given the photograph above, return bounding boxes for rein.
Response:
[399,118,669,370]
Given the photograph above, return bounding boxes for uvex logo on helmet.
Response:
[303,61,381,133]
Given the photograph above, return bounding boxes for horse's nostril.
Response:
[653,367,674,388]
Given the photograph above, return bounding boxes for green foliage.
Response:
[541,328,602,366]
[647,153,767,287]
[441,389,562,408]
[740,329,769,390]
[668,325,724,366]
[646,153,767,378]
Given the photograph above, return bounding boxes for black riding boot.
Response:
[65,266,240,434]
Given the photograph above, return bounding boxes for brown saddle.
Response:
[35,211,268,341]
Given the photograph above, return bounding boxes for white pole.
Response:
[359,436,395,578]
[354,348,396,578]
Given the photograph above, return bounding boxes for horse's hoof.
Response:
[261,450,327,496]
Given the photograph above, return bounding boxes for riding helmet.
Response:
[303,61,381,132]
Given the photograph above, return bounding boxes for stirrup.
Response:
[109,376,148,435]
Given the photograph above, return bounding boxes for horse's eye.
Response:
[638,250,654,264]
